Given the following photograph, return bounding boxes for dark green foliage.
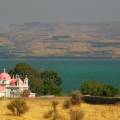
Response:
[40,83,62,95]
[7,98,28,116]
[9,63,40,79]
[101,84,119,97]
[71,91,82,105]
[40,70,62,86]
[80,80,120,97]
[9,63,62,96]
[40,70,62,95]
[9,63,42,94]
[70,109,84,120]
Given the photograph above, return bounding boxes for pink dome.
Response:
[10,79,17,86]
[0,72,11,80]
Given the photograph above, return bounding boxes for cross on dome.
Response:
[25,75,28,78]
[3,68,6,73]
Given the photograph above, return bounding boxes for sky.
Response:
[0,0,120,25]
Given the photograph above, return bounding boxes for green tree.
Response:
[9,63,62,96]
[80,80,119,97]
[40,70,62,95]
[40,70,62,86]
[9,63,40,79]
[9,63,42,95]
[101,84,119,97]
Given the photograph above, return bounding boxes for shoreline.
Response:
[0,57,120,61]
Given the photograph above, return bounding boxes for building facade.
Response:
[0,69,35,97]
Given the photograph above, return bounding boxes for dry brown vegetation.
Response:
[0,97,120,120]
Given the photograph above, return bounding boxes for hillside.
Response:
[0,22,120,58]
[0,98,120,120]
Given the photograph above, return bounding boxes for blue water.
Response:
[0,58,120,92]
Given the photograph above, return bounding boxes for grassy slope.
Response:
[0,97,120,120]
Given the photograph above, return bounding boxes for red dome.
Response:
[10,79,17,86]
[0,72,11,80]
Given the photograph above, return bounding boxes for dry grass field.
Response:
[0,97,120,120]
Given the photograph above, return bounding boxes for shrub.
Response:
[80,80,120,97]
[44,100,61,120]
[63,99,72,109]
[51,100,59,120]
[101,84,119,97]
[44,110,53,119]
[7,98,28,116]
[71,91,82,105]
[70,109,84,120]
[21,89,31,97]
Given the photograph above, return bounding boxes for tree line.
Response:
[9,63,62,96]
[9,63,120,97]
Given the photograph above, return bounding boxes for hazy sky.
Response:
[0,0,120,24]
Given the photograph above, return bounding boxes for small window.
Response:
[2,80,6,84]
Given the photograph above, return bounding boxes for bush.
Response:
[44,110,53,119]
[44,100,61,120]
[21,89,31,97]
[63,99,72,109]
[101,84,119,97]
[51,100,59,120]
[7,98,28,116]
[71,91,82,105]
[70,109,84,120]
[80,80,120,97]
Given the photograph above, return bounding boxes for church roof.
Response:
[0,68,11,80]
[0,72,11,80]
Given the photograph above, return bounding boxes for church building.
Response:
[0,69,35,97]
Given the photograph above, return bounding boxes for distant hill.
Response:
[0,22,120,58]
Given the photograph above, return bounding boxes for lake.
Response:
[0,58,120,92]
